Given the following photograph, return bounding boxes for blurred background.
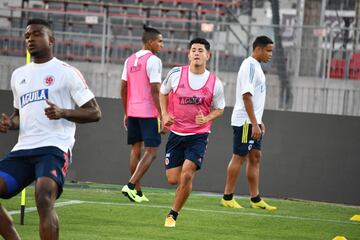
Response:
[0,0,360,204]
[0,0,359,116]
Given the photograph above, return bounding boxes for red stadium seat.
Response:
[349,53,360,80]
[329,58,346,79]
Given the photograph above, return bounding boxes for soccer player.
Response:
[0,19,101,240]
[160,38,225,227]
[221,36,276,211]
[120,25,164,203]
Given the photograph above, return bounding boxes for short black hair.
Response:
[142,25,161,43]
[253,36,273,50]
[27,18,53,31]
[188,38,210,51]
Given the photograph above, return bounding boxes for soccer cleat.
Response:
[137,194,149,202]
[121,185,141,203]
[221,198,243,209]
[250,199,277,211]
[164,215,176,227]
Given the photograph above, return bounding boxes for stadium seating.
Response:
[1,0,243,71]
[329,58,346,79]
[349,53,360,80]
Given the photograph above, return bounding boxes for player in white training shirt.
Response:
[221,36,277,211]
[0,19,101,240]
[120,26,164,203]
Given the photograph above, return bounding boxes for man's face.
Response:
[24,24,53,57]
[188,43,210,67]
[149,34,164,53]
[259,44,273,63]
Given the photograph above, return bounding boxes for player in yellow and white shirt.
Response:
[221,36,277,211]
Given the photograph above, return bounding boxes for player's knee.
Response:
[181,171,193,184]
[167,176,178,185]
[249,151,261,163]
[232,154,246,165]
[144,148,157,160]
[35,191,55,214]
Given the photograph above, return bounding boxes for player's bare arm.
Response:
[0,109,20,133]
[195,108,224,125]
[120,79,128,129]
[44,99,101,123]
[151,83,161,116]
[243,93,261,140]
[159,93,174,126]
[151,83,167,133]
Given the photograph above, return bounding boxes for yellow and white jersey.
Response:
[231,56,266,127]
[10,57,95,152]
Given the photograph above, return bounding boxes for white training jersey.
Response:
[160,67,225,110]
[10,57,95,153]
[121,49,162,83]
[231,56,266,127]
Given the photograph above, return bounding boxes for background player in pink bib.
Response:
[160,38,225,227]
[121,25,164,203]
[0,19,101,240]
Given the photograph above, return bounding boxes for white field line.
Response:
[8,200,83,216]
[8,198,359,226]
[61,200,360,226]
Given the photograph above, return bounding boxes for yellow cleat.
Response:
[164,215,176,227]
[250,199,277,211]
[121,185,141,203]
[332,236,347,240]
[137,194,149,202]
[350,214,360,221]
[221,198,243,209]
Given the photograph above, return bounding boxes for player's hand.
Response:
[251,124,262,140]
[159,127,168,134]
[157,116,167,134]
[195,111,208,125]
[162,113,175,127]
[261,122,266,136]
[0,113,11,133]
[45,100,64,120]
[123,114,128,131]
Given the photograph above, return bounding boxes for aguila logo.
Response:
[44,75,55,86]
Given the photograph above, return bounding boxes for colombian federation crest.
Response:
[44,75,55,86]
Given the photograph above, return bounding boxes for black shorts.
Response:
[0,146,70,199]
[233,124,262,156]
[165,132,209,170]
[127,117,161,147]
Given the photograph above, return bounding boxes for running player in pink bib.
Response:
[121,26,164,203]
[0,19,101,240]
[160,38,225,227]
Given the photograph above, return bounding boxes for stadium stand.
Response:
[1,0,243,71]
[349,53,360,80]
[329,58,346,79]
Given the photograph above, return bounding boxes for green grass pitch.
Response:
[2,182,360,240]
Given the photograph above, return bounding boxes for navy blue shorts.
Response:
[0,146,70,199]
[127,117,161,147]
[165,132,209,170]
[233,124,262,156]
